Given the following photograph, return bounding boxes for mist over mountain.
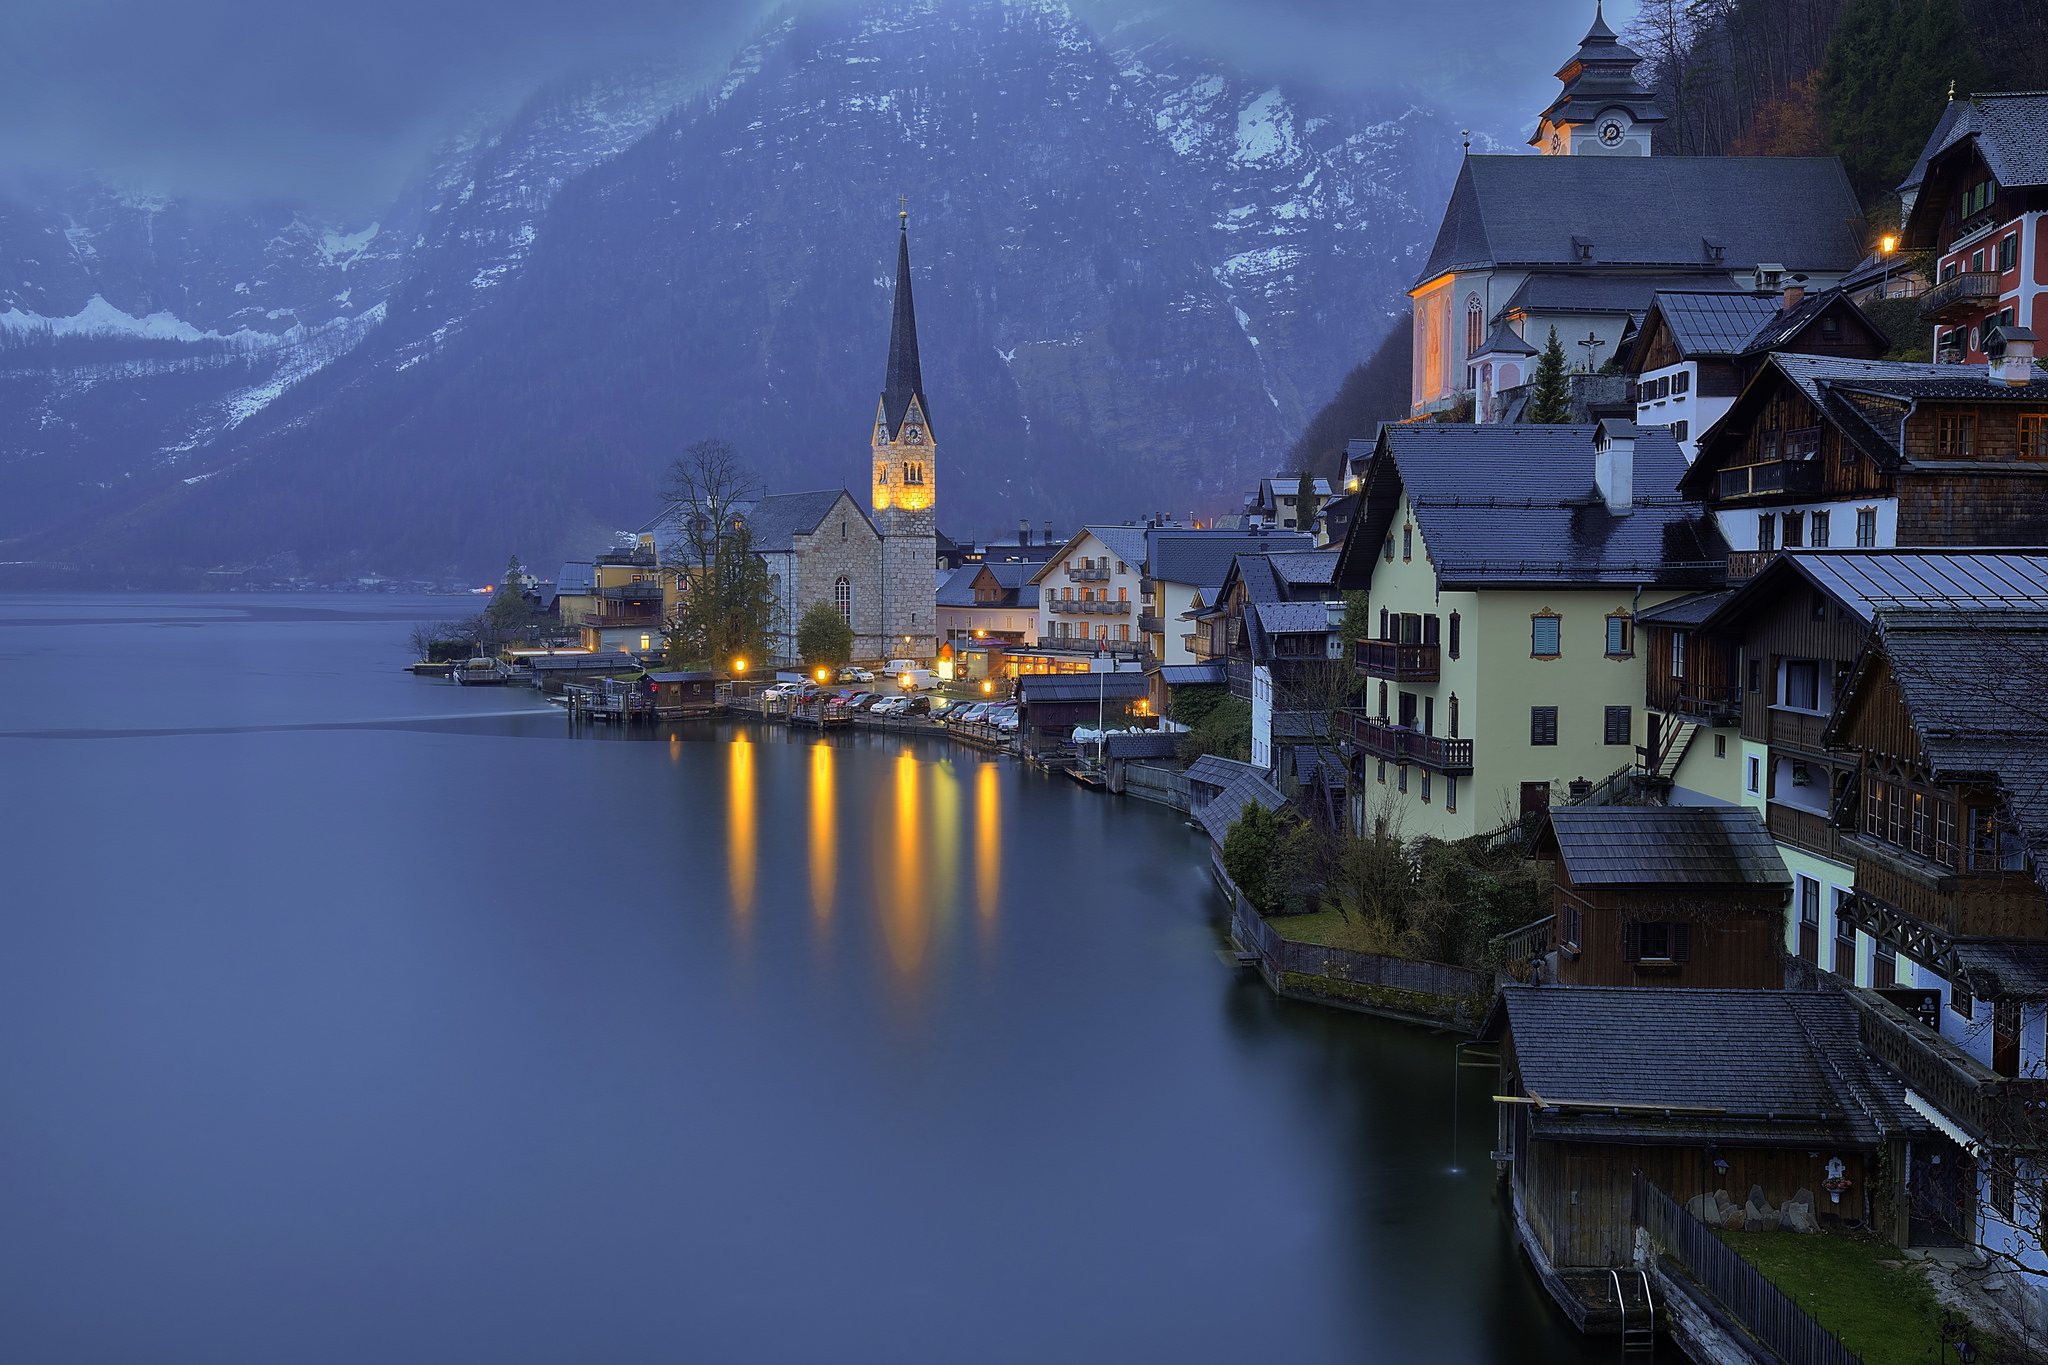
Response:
[0,0,1455,582]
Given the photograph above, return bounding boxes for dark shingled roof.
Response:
[1634,588,1733,627]
[742,491,865,553]
[1474,319,1538,357]
[1087,525,1149,568]
[1104,732,1180,760]
[1019,674,1148,705]
[1149,530,1314,594]
[937,560,1038,608]
[1185,754,1259,791]
[1159,663,1226,686]
[1641,290,1791,360]
[1415,155,1864,288]
[1699,551,2048,634]
[1902,92,2048,195]
[1481,986,1928,1147]
[1194,769,1288,849]
[1828,607,2048,891]
[1340,424,1726,590]
[1952,941,2048,1003]
[879,224,928,439]
[557,562,595,595]
[1500,271,1739,320]
[1254,601,1336,635]
[1535,806,1789,886]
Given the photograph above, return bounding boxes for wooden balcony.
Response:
[1354,638,1440,682]
[1716,459,1826,500]
[1345,713,1473,775]
[1668,681,1741,727]
[1846,834,2048,939]
[1045,598,1131,615]
[1766,800,1842,862]
[1725,550,1773,582]
[1838,978,2048,1143]
[1766,707,1829,755]
[1919,270,2002,323]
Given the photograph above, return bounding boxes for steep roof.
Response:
[1901,91,2048,195]
[879,224,928,439]
[1482,986,1926,1147]
[1087,525,1149,567]
[1473,319,1538,358]
[557,562,595,595]
[742,490,863,553]
[1149,530,1314,594]
[1019,674,1148,705]
[1338,424,1726,591]
[1414,155,1865,289]
[1104,732,1180,760]
[1502,272,1739,321]
[1194,769,1288,849]
[1253,601,1336,635]
[1185,754,1259,790]
[1535,806,1789,886]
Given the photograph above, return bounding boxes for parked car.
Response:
[869,696,906,716]
[902,695,932,716]
[845,691,876,709]
[926,696,956,717]
[951,703,990,725]
[838,667,875,683]
[761,682,798,701]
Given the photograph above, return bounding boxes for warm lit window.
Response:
[1531,612,1561,658]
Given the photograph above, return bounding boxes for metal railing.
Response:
[1046,598,1131,615]
[1354,638,1440,682]
[1919,270,2001,322]
[1716,459,1825,499]
[1634,1174,1864,1365]
[1137,614,1166,635]
[1067,566,1110,581]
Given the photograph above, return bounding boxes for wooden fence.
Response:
[1633,1173,1864,1365]
[1122,762,1191,810]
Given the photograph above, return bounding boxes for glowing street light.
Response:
[733,658,747,675]
[1881,234,1898,254]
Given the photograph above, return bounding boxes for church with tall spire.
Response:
[869,211,939,663]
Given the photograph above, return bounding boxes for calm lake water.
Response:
[0,593,1615,1363]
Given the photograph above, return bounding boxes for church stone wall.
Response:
[790,494,887,663]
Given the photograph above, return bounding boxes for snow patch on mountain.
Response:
[0,295,284,346]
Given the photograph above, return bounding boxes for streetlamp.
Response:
[1879,234,1900,299]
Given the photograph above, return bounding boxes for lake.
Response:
[0,593,1612,1363]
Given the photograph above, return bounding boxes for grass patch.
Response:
[1713,1230,1951,1365]
[1267,908,1379,952]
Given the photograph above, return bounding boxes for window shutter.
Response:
[1622,921,1640,962]
[1672,922,1691,962]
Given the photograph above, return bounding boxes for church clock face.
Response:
[1548,131,1563,154]
[1598,118,1625,147]
[904,426,925,445]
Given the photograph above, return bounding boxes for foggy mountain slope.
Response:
[8,0,1454,579]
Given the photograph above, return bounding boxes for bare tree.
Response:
[661,438,762,582]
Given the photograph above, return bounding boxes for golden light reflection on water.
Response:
[879,750,928,980]
[729,736,755,930]
[932,760,960,927]
[809,742,835,924]
[976,760,1001,935]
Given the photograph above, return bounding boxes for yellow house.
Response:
[1333,419,1727,841]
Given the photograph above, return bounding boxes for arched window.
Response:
[834,576,851,622]
[1466,295,1483,357]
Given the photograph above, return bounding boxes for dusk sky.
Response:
[0,0,1640,215]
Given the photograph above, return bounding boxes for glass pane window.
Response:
[1605,615,1631,656]
[1812,510,1830,547]
[1856,507,1877,547]
[1938,414,1976,456]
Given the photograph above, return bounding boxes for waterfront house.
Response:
[1676,349,2048,578]
[1639,551,2048,987]
[646,671,722,716]
[1030,526,1148,654]
[1484,985,1935,1330]
[1240,475,1333,534]
[1410,9,1865,420]
[1018,672,1147,747]
[1532,806,1790,988]
[1626,285,1888,461]
[1187,754,1288,878]
[1898,91,2048,366]
[1331,421,1724,840]
[1195,548,1344,774]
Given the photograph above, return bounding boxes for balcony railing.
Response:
[578,611,662,628]
[1067,566,1110,582]
[1354,638,1440,682]
[1227,657,1253,701]
[1658,678,1740,726]
[1345,713,1474,774]
[1716,459,1826,499]
[1833,976,2048,1144]
[1919,271,2002,323]
[1138,614,1166,635]
[1046,598,1131,615]
[1767,800,1842,861]
[1725,550,1773,582]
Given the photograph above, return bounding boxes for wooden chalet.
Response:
[1532,807,1790,988]
[646,670,724,716]
[1484,986,1934,1331]
[1678,350,2048,583]
[1017,672,1147,744]
[1627,285,1888,459]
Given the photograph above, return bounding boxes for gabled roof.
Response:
[1827,606,2048,888]
[1902,91,2048,195]
[1149,530,1314,594]
[1481,986,1926,1147]
[557,562,595,595]
[1534,806,1789,886]
[1336,424,1725,591]
[1472,319,1537,358]
[1019,674,1148,704]
[1951,941,2048,1003]
[1634,588,1733,627]
[742,490,866,553]
[1087,525,1149,567]
[1738,286,1884,357]
[1698,551,2048,635]
[1681,354,2048,493]
[1414,155,1865,289]
[1159,663,1226,686]
[1104,732,1180,760]
[1194,769,1289,849]
[1254,601,1336,635]
[1185,754,1259,790]
[939,560,1040,607]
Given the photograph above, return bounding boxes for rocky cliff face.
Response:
[1,0,1453,580]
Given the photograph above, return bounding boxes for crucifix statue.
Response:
[1577,330,1607,370]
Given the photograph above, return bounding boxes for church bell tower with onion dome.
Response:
[1532,2,1667,156]
[870,211,938,663]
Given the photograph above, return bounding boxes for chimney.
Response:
[1779,281,1806,313]
[1988,325,2036,387]
[1044,520,1052,544]
[1594,419,1636,515]
[1019,517,1030,546]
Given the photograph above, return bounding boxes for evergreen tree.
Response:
[486,554,532,638]
[1526,326,1573,424]
[796,598,855,672]
[1822,0,1987,204]
[1294,468,1320,537]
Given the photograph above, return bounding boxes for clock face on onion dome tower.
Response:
[1530,2,1664,156]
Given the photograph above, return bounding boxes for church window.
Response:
[834,576,851,622]
[841,521,848,541]
[1466,296,1483,357]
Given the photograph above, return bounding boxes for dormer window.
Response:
[1572,235,1594,262]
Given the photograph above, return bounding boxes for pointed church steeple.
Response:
[880,214,928,440]
[1531,2,1665,155]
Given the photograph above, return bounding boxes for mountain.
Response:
[0,0,1454,583]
